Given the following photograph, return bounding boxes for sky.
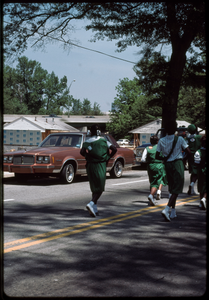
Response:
[8,18,172,113]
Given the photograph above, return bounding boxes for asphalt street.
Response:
[2,169,207,298]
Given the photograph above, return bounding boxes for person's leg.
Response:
[148,187,157,206]
[92,192,103,204]
[168,193,178,208]
[92,192,103,215]
[168,194,178,218]
[156,184,163,200]
[188,173,197,194]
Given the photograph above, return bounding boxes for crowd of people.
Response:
[80,122,206,221]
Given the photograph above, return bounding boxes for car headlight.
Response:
[36,156,50,163]
[3,156,13,163]
[136,149,143,157]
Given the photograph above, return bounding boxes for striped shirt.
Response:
[157,134,188,162]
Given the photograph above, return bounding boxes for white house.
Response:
[129,119,205,147]
[3,116,79,148]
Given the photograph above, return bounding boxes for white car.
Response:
[117,139,130,145]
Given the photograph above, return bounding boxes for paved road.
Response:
[3,169,206,297]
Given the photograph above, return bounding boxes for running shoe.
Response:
[86,201,96,217]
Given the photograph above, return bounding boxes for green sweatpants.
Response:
[165,159,185,194]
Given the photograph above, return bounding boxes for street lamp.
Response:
[68,79,76,118]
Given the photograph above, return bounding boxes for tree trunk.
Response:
[162,48,186,129]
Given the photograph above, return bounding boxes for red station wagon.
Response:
[3,132,136,183]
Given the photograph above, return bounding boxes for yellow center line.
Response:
[4,196,198,253]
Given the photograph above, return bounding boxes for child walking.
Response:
[141,135,167,206]
[156,121,191,221]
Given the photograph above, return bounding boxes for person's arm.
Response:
[183,146,191,162]
[80,147,87,157]
[141,148,147,162]
[156,151,163,161]
[109,144,117,158]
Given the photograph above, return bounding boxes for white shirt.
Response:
[85,135,112,148]
[157,134,188,162]
[194,147,206,164]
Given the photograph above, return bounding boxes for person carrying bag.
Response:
[156,121,191,221]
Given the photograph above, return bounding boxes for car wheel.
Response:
[110,160,123,178]
[60,163,75,184]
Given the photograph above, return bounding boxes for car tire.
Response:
[60,163,75,184]
[110,160,123,178]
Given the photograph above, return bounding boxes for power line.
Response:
[4,20,137,65]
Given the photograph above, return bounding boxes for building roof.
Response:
[129,119,205,134]
[3,116,79,132]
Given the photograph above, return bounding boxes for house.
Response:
[3,116,79,152]
[129,119,205,148]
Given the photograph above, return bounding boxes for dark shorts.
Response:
[165,159,185,194]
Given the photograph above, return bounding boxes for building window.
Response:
[10,138,13,141]
[16,130,20,132]
[23,139,26,142]
[142,135,146,139]
[16,134,19,137]
[37,131,40,135]
[4,140,6,144]
[30,132,33,136]
[30,138,33,141]
[30,143,33,145]
[10,132,13,136]
[37,137,40,140]
[23,134,26,137]
[16,140,19,143]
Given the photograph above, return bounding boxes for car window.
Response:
[41,134,82,148]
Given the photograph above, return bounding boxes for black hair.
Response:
[150,135,159,145]
[90,124,100,136]
[164,120,177,135]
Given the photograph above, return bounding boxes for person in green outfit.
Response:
[141,135,167,206]
[80,124,117,217]
[186,124,202,195]
[194,135,207,209]
[156,120,191,221]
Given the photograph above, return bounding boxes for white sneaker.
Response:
[148,194,156,206]
[200,198,206,209]
[93,204,99,215]
[161,206,171,221]
[156,190,161,200]
[86,201,96,217]
[170,208,177,219]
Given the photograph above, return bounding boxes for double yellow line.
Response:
[4,196,198,253]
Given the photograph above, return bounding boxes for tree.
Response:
[4,64,29,114]
[177,86,206,130]
[3,56,69,115]
[43,71,67,115]
[81,98,92,115]
[92,102,102,116]
[14,56,48,114]
[3,3,205,126]
[107,78,159,140]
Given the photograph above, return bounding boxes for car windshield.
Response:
[40,134,83,148]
